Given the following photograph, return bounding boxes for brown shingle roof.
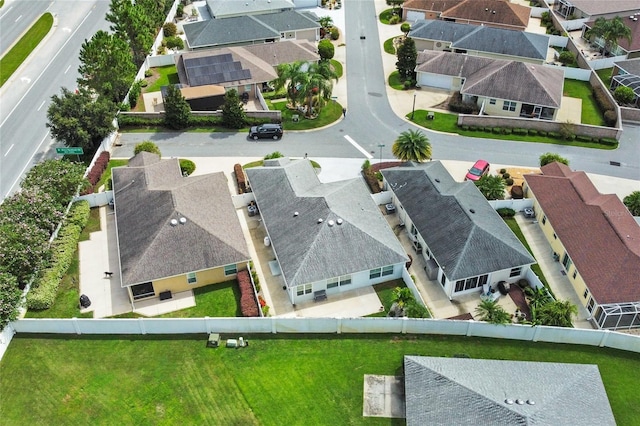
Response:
[403,0,463,13]
[524,163,640,304]
[441,0,530,29]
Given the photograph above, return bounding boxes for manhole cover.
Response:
[368,92,383,97]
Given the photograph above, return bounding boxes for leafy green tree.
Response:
[106,0,159,66]
[539,152,569,167]
[623,191,640,216]
[163,84,191,129]
[0,188,63,236]
[558,50,575,66]
[396,36,417,81]
[525,286,554,322]
[164,36,184,50]
[318,39,335,61]
[163,22,177,37]
[21,159,87,210]
[319,16,333,29]
[475,299,511,324]
[401,22,411,36]
[179,159,196,176]
[474,174,506,200]
[404,299,430,318]
[221,89,247,129]
[613,85,635,104]
[386,0,405,15]
[264,152,284,160]
[0,221,50,287]
[77,30,136,103]
[535,299,577,327]
[392,287,413,308]
[46,87,117,152]
[392,129,431,162]
[586,16,632,56]
[134,140,162,156]
[0,273,21,330]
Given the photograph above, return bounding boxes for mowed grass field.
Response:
[1,334,639,425]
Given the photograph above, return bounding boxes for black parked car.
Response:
[249,123,283,140]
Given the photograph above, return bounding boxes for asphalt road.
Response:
[0,0,51,54]
[114,1,640,182]
[0,0,111,199]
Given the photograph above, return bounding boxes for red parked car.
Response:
[465,160,490,181]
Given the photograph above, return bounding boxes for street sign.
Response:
[56,147,84,155]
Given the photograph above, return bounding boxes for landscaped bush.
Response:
[164,36,184,50]
[117,115,163,128]
[505,177,514,186]
[128,80,143,109]
[576,135,592,142]
[179,159,196,176]
[163,22,177,37]
[528,129,538,136]
[82,151,111,194]
[496,208,516,218]
[502,172,510,179]
[362,167,381,194]
[501,128,512,135]
[538,130,547,137]
[389,15,400,24]
[67,200,90,229]
[330,27,339,40]
[599,137,618,146]
[513,128,527,135]
[547,131,561,139]
[492,127,501,134]
[238,270,259,317]
[234,163,247,194]
[448,100,478,114]
[604,109,617,126]
[511,185,524,199]
[460,125,469,131]
[484,127,493,132]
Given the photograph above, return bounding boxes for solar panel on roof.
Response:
[185,55,252,86]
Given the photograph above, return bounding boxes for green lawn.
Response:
[407,110,616,149]
[563,79,605,126]
[596,67,613,86]
[1,334,638,425]
[367,279,405,317]
[271,99,342,130]
[96,159,128,191]
[330,59,343,78]
[156,281,241,318]
[503,217,551,292]
[145,65,179,93]
[388,71,404,90]
[379,8,400,25]
[0,13,53,87]
[383,37,396,54]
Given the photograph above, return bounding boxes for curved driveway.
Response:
[116,1,639,181]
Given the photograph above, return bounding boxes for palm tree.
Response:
[392,129,432,162]
[392,287,413,308]
[474,174,505,200]
[535,300,577,327]
[623,191,640,216]
[586,16,632,56]
[272,61,306,109]
[295,61,338,118]
[475,299,511,324]
[525,286,553,323]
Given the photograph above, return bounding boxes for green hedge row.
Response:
[27,201,90,310]
[459,124,617,146]
[118,114,273,129]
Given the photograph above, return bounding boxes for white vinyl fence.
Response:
[8,317,640,353]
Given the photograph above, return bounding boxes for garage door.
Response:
[406,10,424,22]
[418,73,454,90]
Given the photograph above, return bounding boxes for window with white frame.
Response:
[370,268,382,279]
[489,99,496,105]
[454,274,487,292]
[502,101,516,112]
[327,277,339,289]
[583,289,589,299]
[542,215,547,225]
[187,272,197,284]
[224,264,237,276]
[509,267,522,277]
[381,265,394,276]
[296,284,312,296]
[587,297,595,313]
[340,275,352,286]
[573,270,577,279]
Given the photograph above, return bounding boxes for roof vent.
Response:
[505,399,514,405]
[516,399,525,405]
[485,7,489,11]
[170,219,178,226]
[179,217,187,224]
[336,218,343,225]
[469,209,475,214]
[527,400,535,405]
[317,218,323,224]
[293,211,299,217]
[328,220,335,227]
[492,10,496,14]
[435,178,440,183]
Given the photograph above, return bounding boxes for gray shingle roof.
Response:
[410,20,549,61]
[563,0,640,16]
[404,356,616,426]
[206,0,294,18]
[113,153,250,287]
[615,58,640,76]
[184,10,319,49]
[415,51,564,107]
[381,162,534,281]
[246,159,408,288]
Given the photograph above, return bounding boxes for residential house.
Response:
[403,356,616,425]
[403,0,531,31]
[409,19,551,64]
[174,40,318,104]
[415,51,564,120]
[381,162,535,300]
[183,8,319,50]
[523,162,640,330]
[554,0,640,20]
[245,159,408,304]
[112,152,250,303]
[611,58,640,106]
[582,14,640,59]
[205,0,296,19]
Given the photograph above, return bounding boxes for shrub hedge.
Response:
[496,208,516,218]
[511,185,524,199]
[27,201,90,310]
[238,270,259,317]
[456,124,617,147]
[362,168,381,194]
[234,164,246,194]
[82,151,111,194]
[179,159,196,176]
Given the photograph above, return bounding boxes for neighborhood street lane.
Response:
[0,0,49,55]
